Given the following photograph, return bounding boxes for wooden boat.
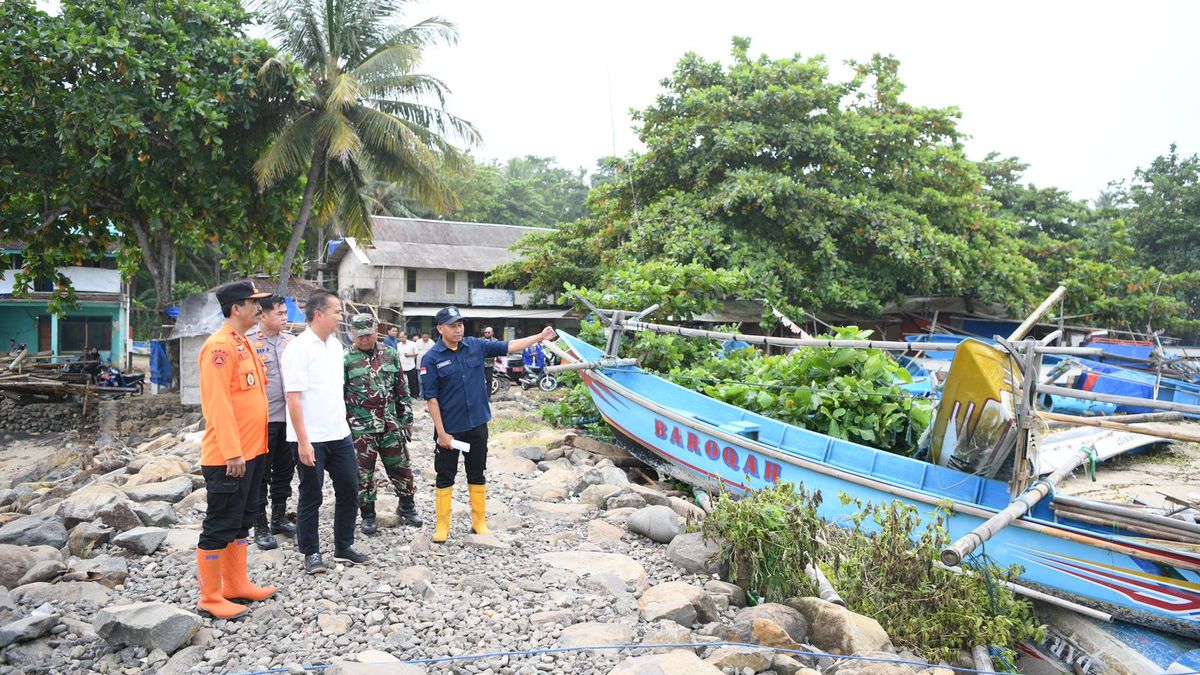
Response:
[556,331,1200,641]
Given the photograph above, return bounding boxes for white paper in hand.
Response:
[450,439,471,453]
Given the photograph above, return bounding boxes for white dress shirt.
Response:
[280,327,351,443]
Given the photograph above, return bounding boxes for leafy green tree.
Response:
[1122,145,1200,276]
[253,0,479,294]
[976,152,1091,240]
[0,0,302,310]
[493,39,1037,319]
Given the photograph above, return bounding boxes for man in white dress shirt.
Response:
[280,290,370,574]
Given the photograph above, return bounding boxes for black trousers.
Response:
[292,435,357,555]
[484,366,494,397]
[199,455,265,550]
[258,421,295,513]
[434,424,488,488]
[405,368,419,401]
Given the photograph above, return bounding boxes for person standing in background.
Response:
[383,326,399,350]
[414,331,435,396]
[247,295,297,550]
[481,326,496,396]
[397,331,420,409]
[194,281,276,620]
[281,290,370,574]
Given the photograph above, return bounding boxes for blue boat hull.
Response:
[558,333,1200,640]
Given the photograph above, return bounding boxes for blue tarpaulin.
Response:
[150,340,174,387]
[163,306,181,320]
[284,296,305,323]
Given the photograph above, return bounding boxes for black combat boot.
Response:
[360,506,378,536]
[270,504,296,536]
[396,494,423,528]
[252,513,278,550]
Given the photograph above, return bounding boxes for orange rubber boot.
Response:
[221,538,277,602]
[196,548,248,620]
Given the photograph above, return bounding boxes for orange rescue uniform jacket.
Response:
[199,322,269,466]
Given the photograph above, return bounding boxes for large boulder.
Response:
[626,505,683,544]
[65,555,129,588]
[668,496,707,522]
[15,559,65,586]
[537,551,648,590]
[57,483,129,527]
[92,602,201,655]
[11,581,111,608]
[607,651,723,675]
[570,465,630,495]
[67,520,114,558]
[97,501,143,532]
[638,581,717,626]
[130,501,179,528]
[526,468,575,500]
[579,484,623,508]
[122,476,194,504]
[626,484,671,507]
[523,501,593,523]
[729,603,808,649]
[125,456,193,486]
[0,603,60,648]
[111,527,168,555]
[587,519,625,544]
[606,492,648,510]
[0,513,68,549]
[786,597,894,656]
[640,620,694,653]
[665,532,725,575]
[705,645,775,672]
[703,580,746,608]
[557,622,634,648]
[0,545,37,589]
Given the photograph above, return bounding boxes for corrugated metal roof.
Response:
[356,217,548,272]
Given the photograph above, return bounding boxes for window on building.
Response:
[59,317,112,352]
[467,271,486,289]
[406,269,417,294]
[33,278,54,292]
[445,271,456,295]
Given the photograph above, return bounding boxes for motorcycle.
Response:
[489,355,522,395]
[519,353,559,392]
[96,365,146,397]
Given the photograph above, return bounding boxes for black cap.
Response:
[435,306,464,326]
[216,281,271,307]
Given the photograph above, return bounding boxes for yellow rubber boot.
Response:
[468,483,491,535]
[221,538,277,602]
[432,486,452,544]
[195,548,247,620]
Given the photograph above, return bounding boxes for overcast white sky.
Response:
[399,0,1200,200]
[36,0,1200,200]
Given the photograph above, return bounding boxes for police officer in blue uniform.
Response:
[421,306,556,543]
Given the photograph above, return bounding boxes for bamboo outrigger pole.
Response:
[940,447,1092,567]
[1007,286,1067,342]
[1038,383,1200,416]
[1038,410,1200,444]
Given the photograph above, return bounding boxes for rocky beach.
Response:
[0,392,971,674]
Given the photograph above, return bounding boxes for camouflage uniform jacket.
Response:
[344,344,413,437]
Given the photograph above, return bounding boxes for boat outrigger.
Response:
[549,292,1200,643]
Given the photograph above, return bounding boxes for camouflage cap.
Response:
[349,314,377,337]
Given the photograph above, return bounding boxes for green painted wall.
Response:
[0,301,124,363]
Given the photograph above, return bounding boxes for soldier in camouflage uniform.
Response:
[344,314,423,535]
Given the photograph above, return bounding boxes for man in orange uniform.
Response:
[195,281,278,620]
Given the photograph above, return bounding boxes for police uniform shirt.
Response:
[250,326,293,423]
[419,336,509,435]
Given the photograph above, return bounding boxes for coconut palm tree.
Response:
[253,0,479,293]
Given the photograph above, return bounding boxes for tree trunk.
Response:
[277,143,326,296]
[128,215,176,311]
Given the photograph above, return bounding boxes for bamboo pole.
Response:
[1052,494,1200,538]
[1008,286,1068,341]
[615,319,1104,356]
[1038,410,1200,444]
[1106,412,1184,424]
[935,562,1113,622]
[544,358,639,374]
[1050,506,1200,544]
[941,450,1089,567]
[804,564,846,607]
[972,646,995,673]
[1038,383,1200,416]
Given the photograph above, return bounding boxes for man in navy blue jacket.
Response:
[420,306,556,542]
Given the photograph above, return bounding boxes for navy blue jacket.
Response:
[420,336,509,434]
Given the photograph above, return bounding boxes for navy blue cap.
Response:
[216,281,270,307]
[435,306,464,325]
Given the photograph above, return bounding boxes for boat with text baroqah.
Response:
[552,321,1200,642]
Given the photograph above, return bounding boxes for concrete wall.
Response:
[180,335,204,406]
[403,268,468,305]
[0,301,124,363]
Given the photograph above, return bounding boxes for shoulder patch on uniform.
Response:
[210,348,230,368]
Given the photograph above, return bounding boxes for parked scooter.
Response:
[519,353,559,392]
[96,366,146,397]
